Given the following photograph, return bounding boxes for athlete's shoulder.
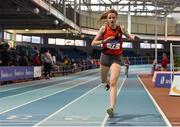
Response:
[99,25,106,34]
[119,25,125,30]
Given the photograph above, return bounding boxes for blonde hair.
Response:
[97,9,118,23]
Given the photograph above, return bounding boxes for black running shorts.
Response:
[100,53,122,67]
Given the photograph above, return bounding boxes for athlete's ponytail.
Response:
[97,9,118,23]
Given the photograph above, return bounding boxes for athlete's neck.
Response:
[108,24,117,29]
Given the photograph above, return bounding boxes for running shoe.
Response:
[105,84,110,91]
[107,108,114,118]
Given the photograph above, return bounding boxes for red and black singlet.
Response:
[102,25,123,55]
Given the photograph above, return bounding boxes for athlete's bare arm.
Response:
[91,26,105,46]
[91,26,115,46]
[121,25,140,40]
[121,25,134,40]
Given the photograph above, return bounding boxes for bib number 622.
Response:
[107,43,120,49]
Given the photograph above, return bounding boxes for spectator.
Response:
[19,51,30,66]
[151,59,157,75]
[0,43,10,66]
[34,46,40,54]
[32,52,41,66]
[42,49,53,79]
[124,57,130,77]
[161,53,168,71]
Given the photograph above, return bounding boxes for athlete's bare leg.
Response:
[100,64,110,83]
[109,63,120,109]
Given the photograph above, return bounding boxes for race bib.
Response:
[107,43,120,49]
[106,39,120,49]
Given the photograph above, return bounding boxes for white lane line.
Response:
[0,77,90,101]
[0,73,99,101]
[0,78,69,92]
[137,75,172,127]
[0,77,98,115]
[0,71,95,92]
[33,83,102,127]
[100,77,127,127]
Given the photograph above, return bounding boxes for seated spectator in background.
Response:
[32,52,42,80]
[9,51,19,66]
[63,56,69,66]
[0,43,10,66]
[32,52,41,66]
[19,51,30,66]
[161,53,168,71]
[34,46,40,54]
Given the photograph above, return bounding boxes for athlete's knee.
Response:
[109,80,116,87]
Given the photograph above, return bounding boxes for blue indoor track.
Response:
[0,65,170,127]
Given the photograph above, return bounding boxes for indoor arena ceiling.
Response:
[0,0,180,30]
[0,0,67,29]
[77,0,180,15]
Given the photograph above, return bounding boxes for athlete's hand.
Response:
[134,36,140,40]
[104,36,115,42]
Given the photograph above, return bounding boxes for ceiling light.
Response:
[25,29,29,32]
[53,20,59,25]
[33,8,40,14]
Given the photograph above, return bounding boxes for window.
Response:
[151,44,164,49]
[75,40,85,46]
[56,38,65,45]
[4,32,12,40]
[32,36,41,44]
[16,34,22,42]
[6,32,11,40]
[65,39,74,45]
[48,38,56,44]
[3,32,7,40]
[122,42,133,48]
[140,43,151,49]
[0,31,2,39]
[23,35,31,42]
